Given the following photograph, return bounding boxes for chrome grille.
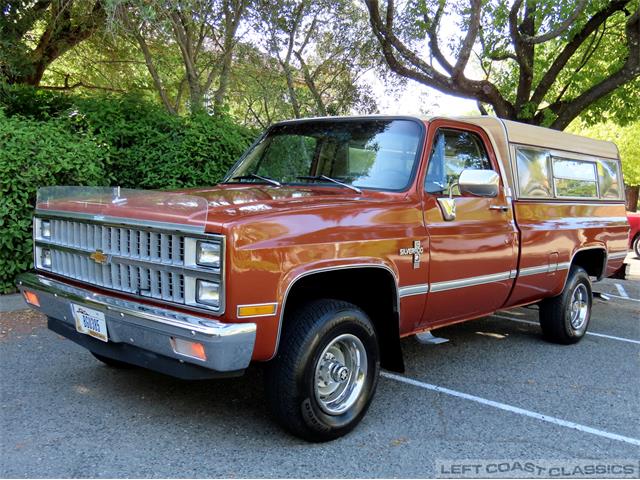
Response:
[34,216,223,312]
[48,219,184,264]
[48,249,185,303]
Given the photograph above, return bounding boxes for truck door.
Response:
[420,122,518,327]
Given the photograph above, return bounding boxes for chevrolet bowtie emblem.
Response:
[400,240,424,269]
[89,250,109,265]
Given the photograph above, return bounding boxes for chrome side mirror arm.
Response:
[436,181,458,221]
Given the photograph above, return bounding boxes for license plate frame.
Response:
[71,304,108,342]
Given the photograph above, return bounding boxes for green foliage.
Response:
[1,0,106,85]
[376,0,639,129]
[66,94,255,188]
[39,30,157,96]
[0,108,107,293]
[0,84,76,119]
[0,87,254,292]
[256,0,378,120]
[568,120,640,187]
[479,0,640,127]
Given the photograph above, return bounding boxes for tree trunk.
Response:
[213,44,234,114]
[11,1,105,86]
[213,0,246,114]
[282,65,301,118]
[625,184,639,212]
[187,79,204,114]
[295,53,327,116]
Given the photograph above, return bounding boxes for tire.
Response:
[91,352,135,369]
[265,299,380,442]
[539,266,592,344]
[633,234,640,258]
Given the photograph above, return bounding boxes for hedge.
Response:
[0,110,107,292]
[0,87,255,293]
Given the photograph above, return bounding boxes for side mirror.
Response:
[458,169,500,198]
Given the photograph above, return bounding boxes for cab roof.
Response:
[428,116,620,160]
[273,115,620,161]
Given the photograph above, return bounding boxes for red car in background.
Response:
[629,212,640,257]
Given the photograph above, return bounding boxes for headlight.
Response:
[41,220,51,239]
[196,241,221,268]
[196,279,220,307]
[41,248,52,268]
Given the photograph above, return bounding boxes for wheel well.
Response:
[281,268,405,373]
[571,248,606,280]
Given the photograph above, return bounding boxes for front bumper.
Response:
[16,272,256,379]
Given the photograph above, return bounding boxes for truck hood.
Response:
[36,185,383,233]
[36,186,211,233]
[181,184,376,231]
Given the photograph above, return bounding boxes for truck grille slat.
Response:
[38,218,213,309]
[47,220,184,264]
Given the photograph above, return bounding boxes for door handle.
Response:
[489,205,510,212]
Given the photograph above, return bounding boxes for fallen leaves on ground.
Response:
[0,309,46,342]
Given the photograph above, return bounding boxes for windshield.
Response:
[225,119,423,191]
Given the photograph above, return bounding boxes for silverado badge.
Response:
[89,250,109,265]
[400,240,423,269]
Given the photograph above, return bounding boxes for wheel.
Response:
[91,352,135,369]
[539,266,592,344]
[633,234,640,258]
[264,299,379,442]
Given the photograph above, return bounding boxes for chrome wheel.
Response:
[314,333,368,415]
[569,283,589,330]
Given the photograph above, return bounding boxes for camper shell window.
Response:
[514,145,622,201]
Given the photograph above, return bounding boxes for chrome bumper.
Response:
[16,272,256,374]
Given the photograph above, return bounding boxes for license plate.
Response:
[71,304,108,342]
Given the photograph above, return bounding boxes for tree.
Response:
[36,30,151,94]
[568,119,640,210]
[1,0,106,85]
[256,0,379,118]
[108,0,250,114]
[227,43,295,128]
[364,0,640,130]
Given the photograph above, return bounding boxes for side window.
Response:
[515,145,623,200]
[425,129,493,194]
[552,157,598,198]
[516,147,552,198]
[597,159,623,199]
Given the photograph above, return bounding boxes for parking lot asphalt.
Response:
[1,269,638,478]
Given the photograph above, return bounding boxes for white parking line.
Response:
[605,293,640,303]
[615,283,630,298]
[381,371,640,447]
[492,314,640,345]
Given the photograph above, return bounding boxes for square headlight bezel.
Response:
[40,219,51,239]
[196,279,220,307]
[196,240,221,269]
[37,246,52,269]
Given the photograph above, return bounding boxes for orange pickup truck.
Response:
[17,116,629,441]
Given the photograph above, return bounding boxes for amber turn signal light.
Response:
[237,303,277,317]
[22,290,40,307]
[170,337,207,361]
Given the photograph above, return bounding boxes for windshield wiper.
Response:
[296,175,361,194]
[230,173,281,187]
